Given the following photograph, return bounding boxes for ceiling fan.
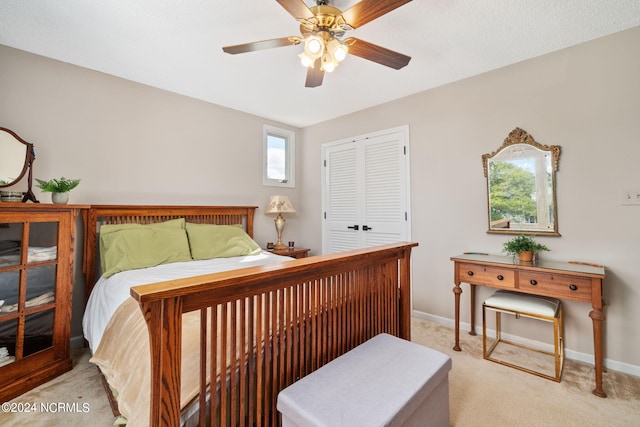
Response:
[222,0,413,88]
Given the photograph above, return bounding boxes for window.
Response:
[263,125,295,188]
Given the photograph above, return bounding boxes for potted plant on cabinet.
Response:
[502,234,550,262]
[35,177,81,204]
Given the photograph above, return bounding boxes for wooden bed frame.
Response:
[83,205,417,426]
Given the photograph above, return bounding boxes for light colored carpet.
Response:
[4,318,639,426]
[411,317,640,427]
[3,347,114,426]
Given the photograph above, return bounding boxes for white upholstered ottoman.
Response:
[277,333,452,427]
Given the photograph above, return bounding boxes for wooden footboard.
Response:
[131,242,417,427]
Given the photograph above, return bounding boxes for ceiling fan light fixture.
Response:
[221,0,414,87]
[327,38,348,62]
[321,52,338,72]
[322,62,336,73]
[299,52,314,68]
[304,34,324,58]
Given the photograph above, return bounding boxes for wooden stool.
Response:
[483,290,564,382]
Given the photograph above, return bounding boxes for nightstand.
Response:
[269,247,310,259]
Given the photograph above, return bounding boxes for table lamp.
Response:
[265,195,296,250]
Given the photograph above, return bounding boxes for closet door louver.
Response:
[325,143,360,253]
[362,134,406,247]
[323,127,410,254]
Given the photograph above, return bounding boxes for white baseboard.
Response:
[412,309,640,378]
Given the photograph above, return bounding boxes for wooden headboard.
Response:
[83,205,258,299]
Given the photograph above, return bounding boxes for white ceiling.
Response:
[1,1,639,128]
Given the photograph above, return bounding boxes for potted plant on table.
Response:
[502,234,550,262]
[35,177,81,204]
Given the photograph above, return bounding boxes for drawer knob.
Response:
[569,284,578,291]
[530,279,538,286]
[467,271,474,276]
[497,275,504,280]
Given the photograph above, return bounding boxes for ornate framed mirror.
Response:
[482,128,560,235]
[0,127,38,202]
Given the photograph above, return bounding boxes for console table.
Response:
[451,253,607,397]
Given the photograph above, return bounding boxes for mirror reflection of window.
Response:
[483,128,560,235]
[489,146,553,230]
[489,158,537,224]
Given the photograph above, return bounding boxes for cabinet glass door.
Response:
[0,221,21,366]
[0,219,59,363]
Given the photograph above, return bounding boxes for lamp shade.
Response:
[265,195,296,214]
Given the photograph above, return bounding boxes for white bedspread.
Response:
[82,250,292,352]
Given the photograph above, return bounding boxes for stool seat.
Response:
[485,290,560,317]
[483,290,564,382]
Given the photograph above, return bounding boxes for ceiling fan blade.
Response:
[222,37,298,54]
[345,37,411,69]
[341,0,412,29]
[305,59,325,88]
[276,0,315,20]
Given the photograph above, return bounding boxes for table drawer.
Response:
[518,271,592,302]
[457,263,515,289]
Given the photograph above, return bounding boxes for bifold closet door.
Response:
[323,127,410,254]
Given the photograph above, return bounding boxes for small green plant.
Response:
[35,177,81,193]
[502,234,550,256]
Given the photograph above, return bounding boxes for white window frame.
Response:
[263,125,295,188]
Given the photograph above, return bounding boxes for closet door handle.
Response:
[362,225,372,231]
[347,225,359,230]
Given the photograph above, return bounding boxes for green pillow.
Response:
[99,218,185,273]
[100,224,191,278]
[185,223,261,260]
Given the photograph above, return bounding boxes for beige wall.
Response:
[0,45,301,340]
[300,26,640,373]
[1,25,639,374]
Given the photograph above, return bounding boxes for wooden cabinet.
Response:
[0,203,86,401]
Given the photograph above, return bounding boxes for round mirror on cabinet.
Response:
[0,127,38,203]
